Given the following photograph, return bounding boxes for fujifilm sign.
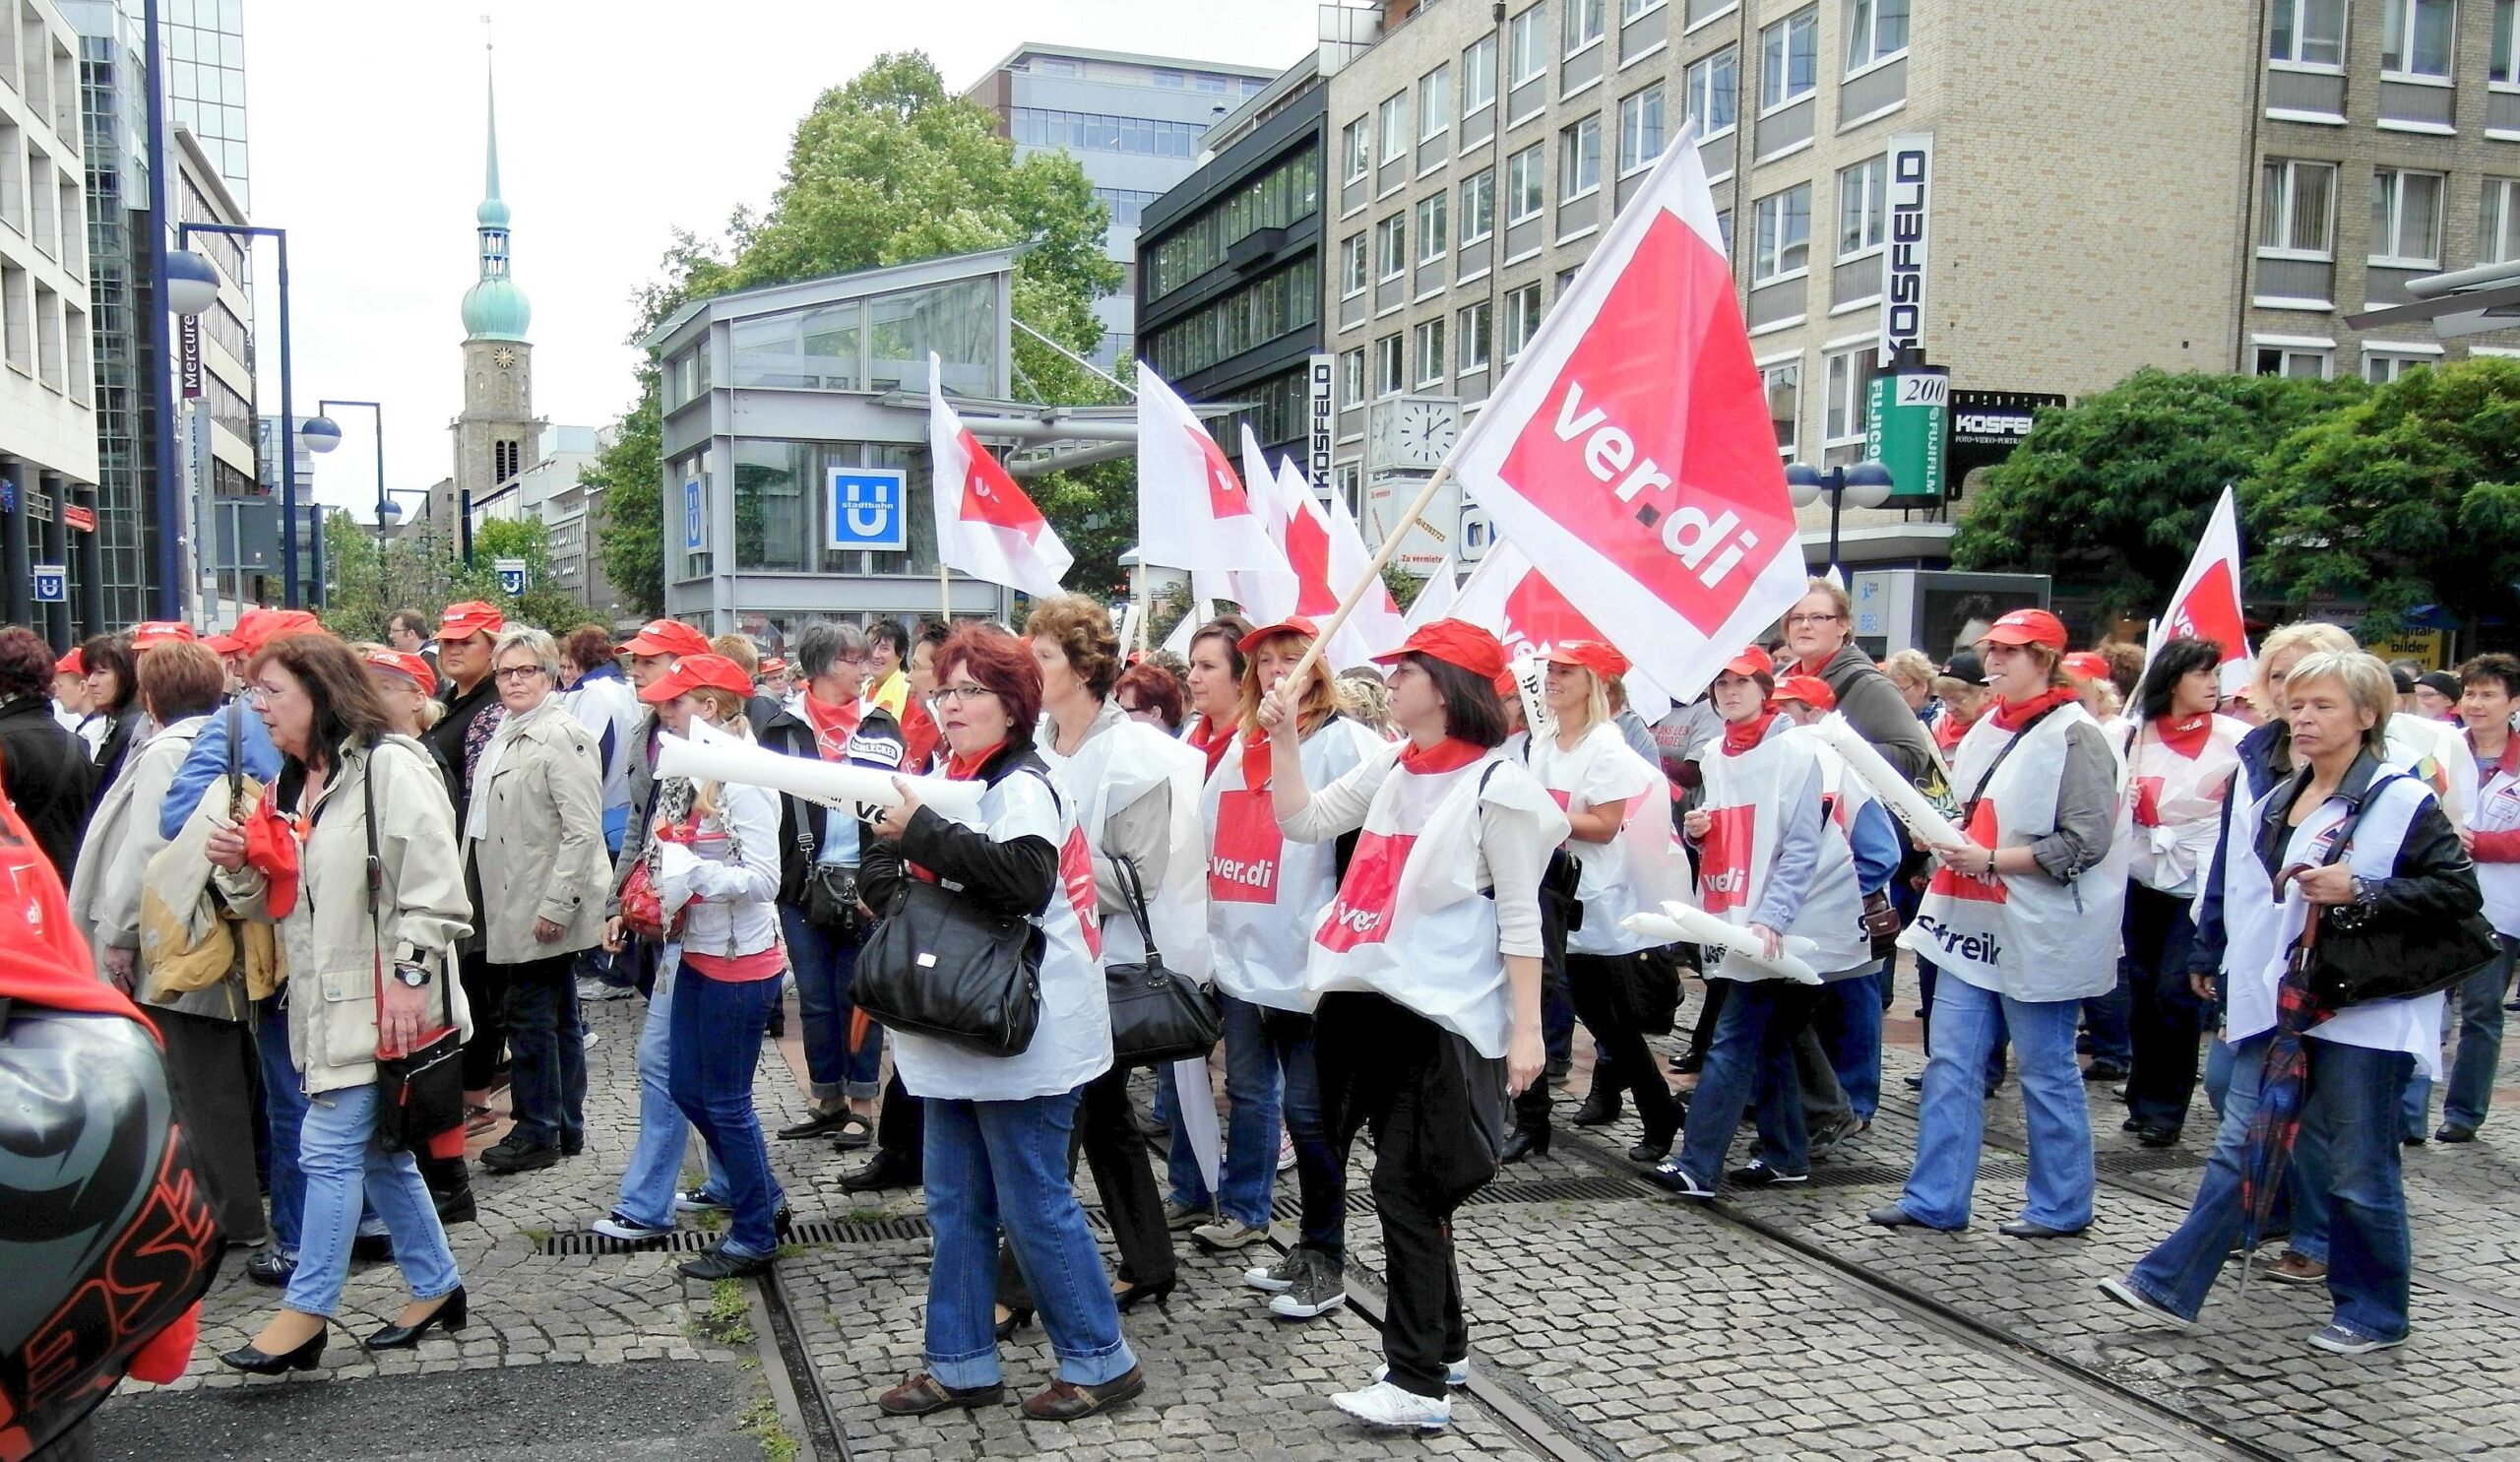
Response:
[1879,134,1932,359]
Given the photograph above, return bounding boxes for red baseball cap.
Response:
[131,620,197,650]
[438,601,504,642]
[1546,639,1631,680]
[205,632,246,657]
[1235,615,1320,655]
[1719,645,1775,681]
[362,648,438,694]
[1981,608,2068,650]
[761,657,788,675]
[54,649,83,675]
[619,617,712,661]
[2062,650,2111,682]
[232,607,325,655]
[1370,618,1507,681]
[1492,668,1521,698]
[638,652,753,705]
[1774,673,1837,711]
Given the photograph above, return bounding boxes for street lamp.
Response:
[1785,459,1894,580]
[374,488,432,610]
[304,400,384,607]
[177,221,313,609]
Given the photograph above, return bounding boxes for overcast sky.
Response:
[248,0,1321,520]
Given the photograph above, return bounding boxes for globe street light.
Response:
[163,248,221,318]
[1786,459,1895,580]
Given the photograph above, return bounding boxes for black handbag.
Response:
[2298,772,2499,1007]
[1614,945,1683,1036]
[854,877,1045,1057]
[801,860,867,941]
[360,741,464,1154]
[1102,856,1222,1067]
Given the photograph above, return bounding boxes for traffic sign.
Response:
[826,468,908,552]
[494,557,529,596]
[32,564,65,604]
[683,478,705,551]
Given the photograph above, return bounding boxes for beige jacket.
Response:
[465,695,608,964]
[215,735,474,1096]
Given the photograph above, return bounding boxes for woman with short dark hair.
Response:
[80,634,148,804]
[1114,660,1185,733]
[0,625,94,881]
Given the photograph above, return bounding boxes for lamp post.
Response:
[302,401,383,610]
[1785,459,1895,580]
[175,222,311,609]
[373,490,430,610]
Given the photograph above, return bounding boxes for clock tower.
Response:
[447,46,541,535]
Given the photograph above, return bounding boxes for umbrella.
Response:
[2234,879,2339,1294]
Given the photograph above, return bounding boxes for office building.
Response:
[0,0,103,645]
[158,0,246,206]
[495,422,624,615]
[1134,56,1329,478]
[964,43,1281,366]
[64,0,151,627]
[1319,0,2520,570]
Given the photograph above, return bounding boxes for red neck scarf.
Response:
[943,740,1005,782]
[801,690,861,760]
[1399,735,1483,775]
[1187,714,1233,778]
[1992,686,2080,731]
[2152,712,2214,759]
[1239,729,1273,789]
[1722,711,1784,757]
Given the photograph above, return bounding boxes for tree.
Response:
[1950,369,2364,619]
[321,511,592,639]
[2247,356,2520,637]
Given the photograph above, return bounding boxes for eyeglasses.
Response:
[933,684,998,704]
[494,666,548,683]
[1784,612,1845,628]
[244,682,290,706]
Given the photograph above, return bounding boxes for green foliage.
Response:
[320,510,598,639]
[2246,356,2520,637]
[1950,369,2366,619]
[590,51,1124,612]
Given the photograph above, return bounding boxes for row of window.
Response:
[2254,340,2480,382]
[1334,285,1543,404]
[1008,107,1205,159]
[1093,188,1163,230]
[2271,0,2517,83]
[1144,258,1321,379]
[2260,159,2520,272]
[1142,149,1324,300]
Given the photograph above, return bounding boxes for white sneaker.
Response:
[1244,1249,1303,1293]
[1278,1131,1296,1173]
[1331,1379,1452,1430]
[2096,1277,2192,1331]
[1373,1356,1473,1388]
[673,1187,731,1214]
[592,1210,674,1242]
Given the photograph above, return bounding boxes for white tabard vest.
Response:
[1530,721,1683,957]
[1301,745,1568,1057]
[2468,732,2520,936]
[1694,725,1872,978]
[2116,713,2247,897]
[1202,717,1382,1011]
[890,765,1114,1102]
[1895,701,2129,1002]
[1038,712,1214,984]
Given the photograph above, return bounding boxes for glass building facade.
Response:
[158,0,246,206]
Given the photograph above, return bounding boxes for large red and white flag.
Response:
[1444,126,1802,700]
[1452,541,1672,721]
[926,361,1072,599]
[1138,367,1295,613]
[2158,484,2255,695]
[1237,425,1408,665]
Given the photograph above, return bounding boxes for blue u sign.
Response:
[683,478,705,551]
[827,469,908,552]
[31,564,64,604]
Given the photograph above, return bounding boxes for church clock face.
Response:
[491,347,518,369]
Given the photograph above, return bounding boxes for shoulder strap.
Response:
[225,697,243,818]
[2318,771,2408,869]
[1108,852,1159,964]
[1958,706,2058,826]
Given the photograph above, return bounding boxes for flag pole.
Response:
[1288,465,1451,683]
[938,560,952,622]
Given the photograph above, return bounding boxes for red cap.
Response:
[619,617,712,661]
[761,658,788,675]
[1492,668,1521,698]
[1545,639,1631,680]
[362,648,438,694]
[54,649,83,676]
[1235,614,1320,655]
[1719,645,1776,681]
[638,652,754,705]
[131,620,198,650]
[1370,618,1508,681]
[2062,650,2111,682]
[205,632,245,657]
[438,601,505,642]
[1774,673,1837,711]
[1981,607,2068,650]
[232,607,325,655]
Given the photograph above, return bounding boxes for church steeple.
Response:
[460,41,531,342]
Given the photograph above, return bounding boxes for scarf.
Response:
[1721,711,1784,757]
[2153,712,2215,760]
[943,739,1007,781]
[1187,714,1233,779]
[1239,730,1273,791]
[1990,686,2079,732]
[1399,735,1483,775]
[466,694,560,842]
[242,791,305,919]
[801,690,862,760]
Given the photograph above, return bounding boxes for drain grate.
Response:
[536,1214,933,1257]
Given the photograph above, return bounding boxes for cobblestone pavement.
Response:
[93,964,2520,1462]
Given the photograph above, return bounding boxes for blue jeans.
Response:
[2404,934,2515,1134]
[615,951,725,1229]
[1916,958,2009,1088]
[1162,993,1279,1228]
[2082,964,2133,1068]
[1899,978,2092,1231]
[283,1082,463,1316]
[779,904,882,1103]
[924,1090,1138,1389]
[668,965,787,1259]
[257,998,306,1254]
[1812,973,1885,1121]
[1675,980,1822,1185]
[1543,965,1576,1068]
[500,953,587,1148]
[2123,1034,2416,1341]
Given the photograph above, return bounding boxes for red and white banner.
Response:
[2157,484,2254,696]
[1138,367,1295,613]
[1443,125,1804,701]
[1451,541,1672,721]
[925,361,1073,599]
[1239,426,1409,666]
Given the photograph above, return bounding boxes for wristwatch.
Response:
[390,960,433,988]
[2349,873,2376,907]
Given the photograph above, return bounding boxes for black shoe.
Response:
[245,1248,296,1288]
[1903,1072,1924,1091]
[219,1328,326,1375]
[2082,1060,2129,1083]
[777,1108,856,1140]
[994,1305,1034,1342]
[2436,1122,2478,1143]
[840,1153,920,1192]
[1867,1204,1935,1229]
[365,1287,469,1350]
[350,1234,394,1263]
[1670,1049,1704,1075]
[1729,1161,1809,1187]
[1998,1219,2086,1240]
[679,1246,774,1280]
[2402,1133,2428,1147]
[561,1134,584,1157]
[2119,1116,2144,1133]
[1112,1275,1175,1314]
[2135,1125,2180,1148]
[1629,1119,1678,1163]
[480,1137,560,1174]
[1570,1090,1622,1127]
[434,1185,479,1227]
[1023,1366,1146,1421]
[1500,1126,1550,1164]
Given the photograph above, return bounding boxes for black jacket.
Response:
[857,742,1057,922]
[421,675,503,815]
[89,706,150,808]
[757,699,906,906]
[0,697,95,882]
[1808,643,1937,784]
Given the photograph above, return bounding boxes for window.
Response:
[1340,347,1366,407]
[1093,188,1162,229]
[1376,214,1409,279]
[2494,0,2516,83]
[1623,0,1667,16]
[1141,260,1322,378]
[2370,167,2444,265]
[1465,35,1499,113]
[1760,8,1819,110]
[1504,282,1544,359]
[1717,208,1733,256]
[1560,114,1603,198]
[2483,177,2520,263]
[1764,361,1800,456]
[1511,4,1550,85]
[1837,155,1887,258]
[2257,159,2336,256]
[2381,0,2454,79]
[1142,149,1325,297]
[1823,346,1878,444]
[1420,65,1453,139]
[1565,0,1606,54]
[1685,47,1739,138]
[2271,0,2349,66]
[1751,182,1811,281]
[1418,192,1451,262]
[1375,333,1407,395]
[2363,349,2434,383]
[1342,233,1370,294]
[1414,318,1449,386]
[1508,144,1547,222]
[1845,0,1908,71]
[1460,300,1493,372]
[1344,119,1371,181]
[1379,94,1410,161]
[1007,107,1202,159]
[1462,168,1497,242]
[2255,345,2332,378]
[1618,84,1666,175]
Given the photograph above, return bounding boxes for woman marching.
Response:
[1874,608,2128,1239]
[1261,619,1563,1431]
[2102,651,2483,1355]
